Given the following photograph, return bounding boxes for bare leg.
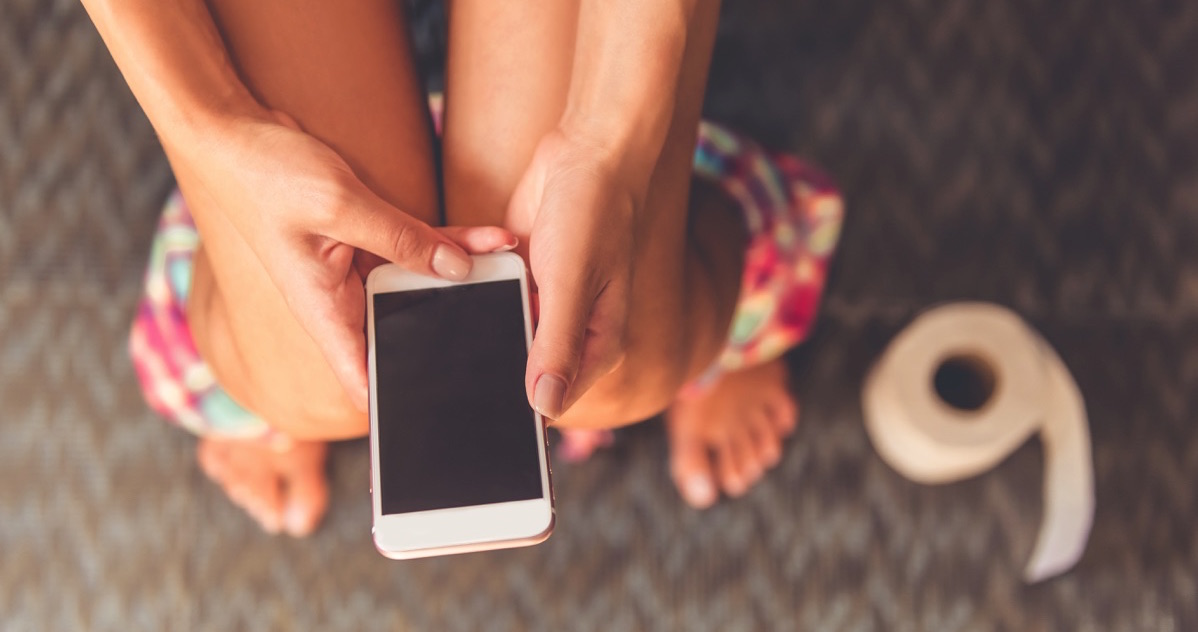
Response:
[169,0,438,534]
[443,1,796,506]
[444,0,735,421]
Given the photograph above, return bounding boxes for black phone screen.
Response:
[372,279,544,515]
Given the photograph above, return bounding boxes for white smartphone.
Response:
[365,252,554,559]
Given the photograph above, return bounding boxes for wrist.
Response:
[153,79,271,153]
[559,31,685,150]
[559,3,690,195]
[552,117,655,212]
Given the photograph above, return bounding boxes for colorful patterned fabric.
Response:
[129,191,275,440]
[128,97,842,438]
[559,124,842,459]
[685,122,844,393]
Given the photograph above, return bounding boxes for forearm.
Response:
[561,0,697,191]
[80,0,266,146]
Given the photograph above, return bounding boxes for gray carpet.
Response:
[3,0,1197,629]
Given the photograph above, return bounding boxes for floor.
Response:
[2,0,1196,629]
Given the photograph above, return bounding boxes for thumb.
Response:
[526,270,590,420]
[526,272,626,420]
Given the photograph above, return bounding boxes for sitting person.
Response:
[85,0,842,536]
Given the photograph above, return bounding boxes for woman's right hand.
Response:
[172,110,517,411]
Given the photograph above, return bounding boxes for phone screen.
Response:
[372,279,544,515]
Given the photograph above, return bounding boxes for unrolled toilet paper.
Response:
[862,302,1094,582]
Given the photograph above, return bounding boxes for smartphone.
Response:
[365,252,554,559]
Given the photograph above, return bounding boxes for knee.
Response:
[557,331,691,429]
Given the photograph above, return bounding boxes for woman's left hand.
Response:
[509,127,645,420]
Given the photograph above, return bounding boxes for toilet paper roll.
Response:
[862,302,1094,582]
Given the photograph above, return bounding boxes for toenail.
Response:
[685,477,716,507]
[285,504,311,536]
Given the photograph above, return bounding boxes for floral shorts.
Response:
[687,124,843,392]
[128,191,274,439]
[129,97,843,437]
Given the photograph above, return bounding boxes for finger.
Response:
[313,293,369,412]
[352,249,388,283]
[327,183,474,282]
[279,253,371,411]
[525,268,593,419]
[435,226,519,254]
[526,319,583,419]
[558,280,628,414]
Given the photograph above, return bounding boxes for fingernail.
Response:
[432,245,470,281]
[285,504,311,537]
[533,375,567,419]
[685,477,716,508]
[495,236,519,253]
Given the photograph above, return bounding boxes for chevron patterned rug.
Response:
[2,0,1196,629]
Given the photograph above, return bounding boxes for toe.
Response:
[748,408,783,469]
[768,392,799,436]
[215,449,285,534]
[238,472,285,534]
[717,430,754,497]
[667,417,718,509]
[197,439,231,481]
[734,424,766,488]
[557,428,614,463]
[282,465,330,537]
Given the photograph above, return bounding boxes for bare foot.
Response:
[197,437,330,536]
[556,428,615,463]
[666,359,798,508]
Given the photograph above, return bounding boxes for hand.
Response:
[173,110,517,411]
[508,127,642,419]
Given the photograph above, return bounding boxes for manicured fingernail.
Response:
[285,504,311,537]
[686,477,715,507]
[432,245,470,281]
[533,375,566,419]
[494,235,519,253]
